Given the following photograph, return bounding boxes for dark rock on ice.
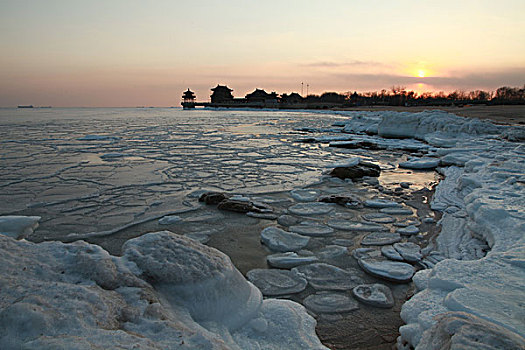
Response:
[199,192,229,205]
[329,162,380,180]
[218,198,273,214]
[318,194,363,208]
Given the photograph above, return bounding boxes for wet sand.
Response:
[337,105,525,125]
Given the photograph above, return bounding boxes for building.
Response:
[210,85,234,104]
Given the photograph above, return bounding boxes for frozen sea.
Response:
[1,107,523,350]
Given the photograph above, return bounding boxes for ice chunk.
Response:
[398,158,440,170]
[266,252,319,269]
[396,225,420,236]
[289,189,320,202]
[158,215,182,225]
[380,207,414,215]
[317,245,348,259]
[361,231,402,246]
[393,242,422,262]
[361,212,396,224]
[303,291,359,314]
[0,216,40,239]
[246,269,307,296]
[292,263,362,290]
[358,259,415,283]
[352,283,394,308]
[364,199,401,208]
[288,202,334,216]
[327,219,387,232]
[260,227,310,252]
[289,224,334,237]
[381,245,404,261]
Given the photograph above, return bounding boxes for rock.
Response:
[289,224,334,237]
[303,292,359,314]
[199,192,229,205]
[288,203,334,216]
[246,269,307,296]
[318,194,363,208]
[364,199,401,208]
[260,227,310,252]
[381,245,404,261]
[352,284,394,308]
[327,220,387,232]
[292,263,362,290]
[399,158,440,170]
[396,225,420,236]
[290,189,320,202]
[218,198,273,214]
[358,259,415,283]
[329,140,386,150]
[361,231,402,246]
[361,213,396,224]
[277,214,301,227]
[330,162,381,180]
[266,252,319,269]
[393,242,422,262]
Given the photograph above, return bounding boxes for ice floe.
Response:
[303,291,359,314]
[361,212,396,224]
[292,263,362,290]
[260,226,310,252]
[396,225,420,236]
[352,283,394,308]
[358,259,415,283]
[361,231,402,246]
[288,202,334,216]
[266,252,319,269]
[290,189,321,202]
[327,220,387,232]
[0,215,40,239]
[364,199,401,208]
[398,158,440,170]
[289,224,334,237]
[246,269,308,296]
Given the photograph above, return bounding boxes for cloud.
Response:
[303,60,392,69]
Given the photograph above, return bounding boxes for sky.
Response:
[1,0,524,107]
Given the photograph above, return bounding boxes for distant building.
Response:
[245,89,279,107]
[182,89,196,103]
[211,85,234,103]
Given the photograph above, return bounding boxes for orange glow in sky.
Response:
[0,0,524,106]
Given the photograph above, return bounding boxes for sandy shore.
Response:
[336,105,525,125]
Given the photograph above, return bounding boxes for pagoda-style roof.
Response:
[182,88,196,99]
[211,84,233,92]
[245,88,271,100]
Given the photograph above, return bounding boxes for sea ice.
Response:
[288,202,334,216]
[289,224,334,237]
[361,212,396,224]
[352,283,394,308]
[396,225,420,236]
[158,215,182,225]
[0,215,41,239]
[393,242,422,262]
[303,291,359,314]
[317,245,348,259]
[358,258,415,283]
[380,207,414,215]
[246,269,308,296]
[398,158,440,170]
[260,226,310,252]
[361,231,402,246]
[364,199,401,208]
[266,252,319,269]
[292,263,362,290]
[381,245,404,261]
[327,219,387,231]
[290,189,321,202]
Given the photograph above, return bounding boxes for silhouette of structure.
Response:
[181,89,196,109]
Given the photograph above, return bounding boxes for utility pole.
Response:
[306,84,309,96]
[301,82,304,96]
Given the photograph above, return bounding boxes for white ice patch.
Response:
[0,215,40,239]
[327,219,387,232]
[266,252,319,269]
[0,231,328,349]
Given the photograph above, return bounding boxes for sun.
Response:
[417,69,426,78]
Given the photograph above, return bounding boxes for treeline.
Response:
[305,85,525,107]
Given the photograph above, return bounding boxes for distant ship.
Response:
[18,105,33,108]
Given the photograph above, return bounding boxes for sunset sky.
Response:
[1,0,524,107]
